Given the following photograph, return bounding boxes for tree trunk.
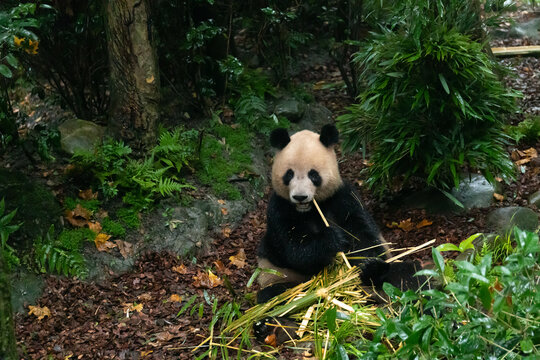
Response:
[104,0,160,152]
[0,253,17,360]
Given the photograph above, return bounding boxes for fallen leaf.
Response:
[229,249,247,269]
[137,293,153,302]
[217,199,226,205]
[222,227,232,238]
[214,260,232,275]
[146,75,155,84]
[123,302,143,313]
[193,270,222,289]
[416,219,433,229]
[155,331,174,342]
[493,193,504,201]
[28,305,51,320]
[221,207,228,216]
[140,350,153,357]
[172,264,188,274]
[94,233,116,252]
[398,218,415,232]
[264,333,278,347]
[73,203,92,219]
[79,189,97,200]
[169,294,182,303]
[115,240,133,259]
[88,221,102,233]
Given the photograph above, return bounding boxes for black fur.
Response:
[270,128,290,149]
[319,124,339,147]
[258,182,425,302]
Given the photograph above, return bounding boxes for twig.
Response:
[313,199,329,227]
[386,239,436,263]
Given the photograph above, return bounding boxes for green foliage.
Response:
[71,128,198,208]
[101,217,126,238]
[197,124,253,199]
[0,198,21,269]
[64,197,101,212]
[34,226,88,278]
[116,208,140,229]
[365,228,539,359]
[506,116,540,145]
[338,1,518,195]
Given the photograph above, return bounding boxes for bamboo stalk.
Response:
[491,45,540,57]
[297,304,316,338]
[386,239,436,263]
[313,199,330,227]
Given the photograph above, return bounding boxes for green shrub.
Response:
[337,1,518,195]
[365,228,539,358]
[506,116,540,145]
[56,228,95,251]
[0,198,21,269]
[116,208,140,229]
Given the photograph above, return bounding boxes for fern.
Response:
[158,177,191,197]
[35,242,87,278]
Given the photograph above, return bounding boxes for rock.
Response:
[529,190,540,207]
[509,18,540,40]
[451,174,501,209]
[58,119,105,154]
[273,98,306,122]
[298,104,333,130]
[487,207,539,234]
[0,169,62,249]
[10,270,45,313]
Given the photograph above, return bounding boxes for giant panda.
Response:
[256,124,425,304]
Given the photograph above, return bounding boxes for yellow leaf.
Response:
[217,199,226,205]
[169,294,182,303]
[222,227,232,238]
[123,302,143,313]
[140,350,153,357]
[192,270,222,288]
[229,248,247,269]
[172,264,188,274]
[28,305,51,320]
[493,193,504,201]
[146,75,155,84]
[397,218,415,232]
[416,219,433,229]
[13,36,24,47]
[94,233,116,252]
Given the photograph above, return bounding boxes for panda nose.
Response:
[293,195,308,202]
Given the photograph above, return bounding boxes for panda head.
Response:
[270,124,342,213]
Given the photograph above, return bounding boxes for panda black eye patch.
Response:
[308,169,322,186]
[283,169,294,185]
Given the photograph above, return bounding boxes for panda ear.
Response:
[319,124,339,147]
[270,128,290,150]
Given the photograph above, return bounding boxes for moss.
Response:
[117,207,141,229]
[57,228,96,251]
[101,217,126,238]
[64,197,101,212]
[197,124,253,200]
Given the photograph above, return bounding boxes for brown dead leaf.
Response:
[172,264,188,274]
[221,207,228,216]
[416,219,433,229]
[169,294,182,303]
[88,221,102,233]
[155,331,174,342]
[493,193,504,201]
[137,293,153,302]
[78,189,98,200]
[264,333,278,347]
[73,203,92,219]
[193,270,223,289]
[361,159,373,167]
[217,199,226,205]
[222,227,232,238]
[214,260,232,275]
[115,240,133,259]
[514,147,538,165]
[398,219,415,232]
[229,248,247,269]
[94,233,116,252]
[28,305,51,320]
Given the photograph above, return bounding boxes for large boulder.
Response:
[273,98,306,123]
[487,207,539,234]
[58,119,105,155]
[451,174,501,209]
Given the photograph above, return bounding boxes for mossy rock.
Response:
[0,169,62,249]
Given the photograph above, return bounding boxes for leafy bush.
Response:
[338,1,518,195]
[506,116,540,145]
[0,198,21,269]
[101,217,126,238]
[365,228,539,358]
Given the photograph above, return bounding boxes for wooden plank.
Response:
[491,45,540,57]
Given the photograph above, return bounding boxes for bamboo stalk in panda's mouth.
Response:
[313,199,330,227]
